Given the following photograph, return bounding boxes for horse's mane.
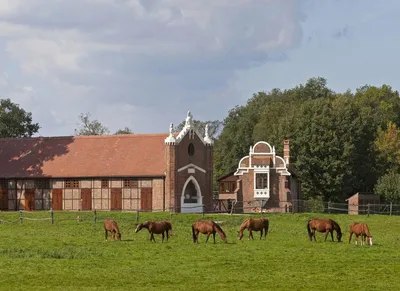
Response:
[329,219,342,233]
[212,221,226,239]
[239,217,251,231]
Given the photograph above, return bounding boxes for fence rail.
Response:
[1,199,400,225]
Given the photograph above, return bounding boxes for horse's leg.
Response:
[105,230,108,241]
[205,233,211,243]
[213,232,216,244]
[166,230,169,241]
[324,230,329,241]
[348,232,353,244]
[260,230,263,240]
[151,232,156,242]
[330,230,334,242]
[161,232,165,243]
[249,230,254,240]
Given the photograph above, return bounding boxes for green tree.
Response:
[374,121,400,173]
[114,127,134,135]
[0,98,40,138]
[74,112,110,136]
[374,172,400,202]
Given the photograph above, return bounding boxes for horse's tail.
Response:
[213,221,227,242]
[191,224,196,243]
[264,218,269,234]
[306,219,313,241]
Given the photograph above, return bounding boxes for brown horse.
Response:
[104,219,121,241]
[307,218,342,242]
[348,222,372,246]
[135,220,172,243]
[237,217,269,240]
[192,220,227,244]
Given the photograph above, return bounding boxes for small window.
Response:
[256,174,268,189]
[65,180,79,188]
[35,179,50,189]
[123,178,138,188]
[0,179,7,189]
[188,143,195,157]
[101,179,109,188]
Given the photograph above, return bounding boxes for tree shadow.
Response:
[1,136,73,177]
[0,136,74,210]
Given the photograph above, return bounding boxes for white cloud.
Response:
[0,0,309,136]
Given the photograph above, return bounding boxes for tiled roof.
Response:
[0,134,170,178]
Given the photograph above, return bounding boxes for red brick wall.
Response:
[171,132,213,212]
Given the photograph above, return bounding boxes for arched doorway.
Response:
[181,176,203,213]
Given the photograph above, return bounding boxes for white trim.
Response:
[177,163,206,173]
[181,176,203,213]
[275,156,287,169]
[253,141,273,153]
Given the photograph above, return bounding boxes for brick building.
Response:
[0,111,213,213]
[217,140,301,212]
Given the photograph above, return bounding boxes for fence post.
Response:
[328,201,331,214]
[230,201,236,215]
[93,210,97,224]
[51,210,54,224]
[202,204,205,218]
[169,207,173,220]
[136,210,139,222]
[19,210,23,224]
[390,202,393,216]
[367,203,370,217]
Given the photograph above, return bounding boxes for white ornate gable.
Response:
[165,111,213,146]
[234,141,290,176]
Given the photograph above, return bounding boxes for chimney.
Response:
[283,140,290,165]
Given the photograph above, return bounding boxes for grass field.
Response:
[0,211,399,290]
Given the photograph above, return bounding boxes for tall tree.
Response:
[0,98,40,138]
[374,121,400,173]
[374,172,400,202]
[74,112,110,136]
[114,127,134,135]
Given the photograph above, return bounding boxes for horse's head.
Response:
[237,231,244,240]
[135,223,143,233]
[368,236,373,246]
[336,231,343,242]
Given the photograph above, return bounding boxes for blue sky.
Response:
[1,0,400,136]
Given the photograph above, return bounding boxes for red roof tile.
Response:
[0,134,170,178]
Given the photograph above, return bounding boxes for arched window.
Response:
[188,143,195,157]
[184,181,198,203]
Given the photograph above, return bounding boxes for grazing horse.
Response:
[104,219,121,241]
[135,220,172,243]
[307,218,342,242]
[237,217,269,240]
[192,220,227,244]
[348,222,372,246]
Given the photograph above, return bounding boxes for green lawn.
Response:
[0,211,399,290]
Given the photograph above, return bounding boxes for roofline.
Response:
[217,171,237,182]
[0,175,166,179]
[0,133,174,142]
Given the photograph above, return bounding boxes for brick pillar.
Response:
[279,175,288,212]
[165,144,177,212]
[283,140,290,165]
[205,145,213,212]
